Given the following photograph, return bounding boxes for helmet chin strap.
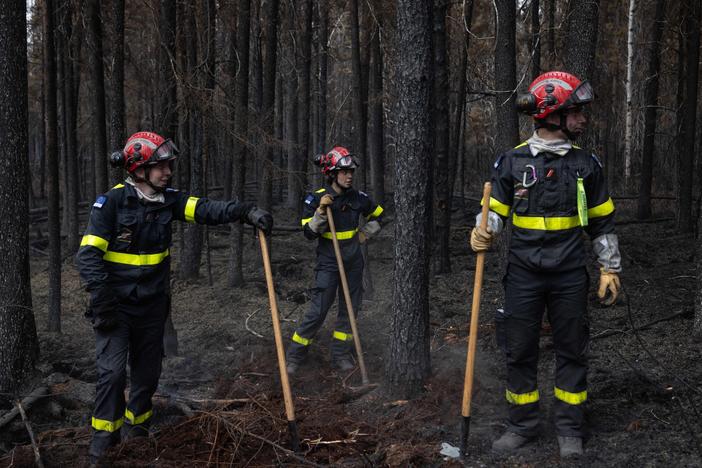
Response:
[131,167,165,193]
[535,113,577,141]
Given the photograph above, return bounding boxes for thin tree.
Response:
[531,0,541,79]
[0,0,40,393]
[110,0,125,184]
[350,0,366,190]
[316,0,328,156]
[623,0,637,179]
[637,0,666,219]
[296,0,312,201]
[228,0,252,287]
[258,0,280,212]
[494,0,519,152]
[368,13,384,206]
[677,0,700,233]
[85,0,108,195]
[285,0,300,210]
[157,0,178,140]
[45,0,61,333]
[385,0,433,398]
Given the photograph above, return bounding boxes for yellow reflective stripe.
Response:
[366,205,384,220]
[80,235,109,253]
[481,196,511,217]
[103,249,169,266]
[113,183,125,189]
[92,416,124,432]
[554,387,587,405]
[321,229,358,240]
[333,330,353,341]
[512,214,581,231]
[301,217,313,226]
[588,197,615,218]
[514,142,528,148]
[506,389,540,405]
[292,332,311,346]
[125,408,153,425]
[572,144,581,149]
[315,188,326,193]
[184,197,199,223]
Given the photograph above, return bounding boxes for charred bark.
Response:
[85,0,108,195]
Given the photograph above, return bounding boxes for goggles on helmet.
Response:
[335,155,358,170]
[563,80,594,109]
[148,139,179,164]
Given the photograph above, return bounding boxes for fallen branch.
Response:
[245,308,265,338]
[0,386,49,430]
[16,401,45,468]
[592,309,692,341]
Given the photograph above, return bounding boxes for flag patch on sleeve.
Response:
[304,194,315,205]
[93,196,107,209]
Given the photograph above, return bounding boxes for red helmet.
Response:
[314,146,359,175]
[516,71,594,119]
[111,131,178,173]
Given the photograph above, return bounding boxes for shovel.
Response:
[460,181,492,458]
[257,230,300,452]
[326,207,373,387]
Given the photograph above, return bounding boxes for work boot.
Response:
[491,431,532,453]
[286,362,299,375]
[557,436,583,457]
[333,358,355,372]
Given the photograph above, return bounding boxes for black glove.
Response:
[88,287,120,332]
[246,207,274,236]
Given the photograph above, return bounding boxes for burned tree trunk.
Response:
[85,0,108,195]
[563,0,600,80]
[368,15,384,206]
[228,0,251,288]
[385,0,433,399]
[531,0,541,79]
[637,0,666,220]
[45,0,62,333]
[677,0,700,233]
[157,0,178,140]
[109,0,125,184]
[257,0,280,212]
[296,0,312,200]
[285,1,300,211]
[316,0,328,156]
[433,0,451,274]
[0,0,40,393]
[494,0,519,152]
[349,0,367,190]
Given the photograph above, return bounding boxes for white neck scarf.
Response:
[125,177,165,203]
[526,131,572,157]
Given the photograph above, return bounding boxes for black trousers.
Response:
[286,267,363,364]
[89,295,168,458]
[498,263,589,438]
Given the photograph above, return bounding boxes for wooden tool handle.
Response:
[326,207,369,384]
[461,181,492,417]
[258,231,296,421]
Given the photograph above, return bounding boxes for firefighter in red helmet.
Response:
[285,146,383,374]
[76,131,273,463]
[471,72,621,457]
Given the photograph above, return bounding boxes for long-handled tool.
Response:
[326,207,371,386]
[460,181,492,459]
[258,231,300,452]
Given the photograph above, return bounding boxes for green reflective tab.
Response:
[577,177,588,227]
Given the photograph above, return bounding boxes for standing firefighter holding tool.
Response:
[75,131,273,464]
[285,146,384,375]
[470,71,622,458]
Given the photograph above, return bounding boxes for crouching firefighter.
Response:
[285,146,383,374]
[470,72,622,458]
[75,131,273,463]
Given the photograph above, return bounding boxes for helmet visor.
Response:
[568,81,594,106]
[336,155,358,170]
[153,139,179,162]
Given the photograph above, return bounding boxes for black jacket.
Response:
[76,182,252,303]
[488,142,615,272]
[300,185,383,271]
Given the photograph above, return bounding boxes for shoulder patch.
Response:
[304,194,316,205]
[590,153,604,168]
[93,195,107,209]
[494,154,505,169]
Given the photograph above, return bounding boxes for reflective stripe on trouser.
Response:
[286,267,363,364]
[90,296,167,458]
[502,263,589,438]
